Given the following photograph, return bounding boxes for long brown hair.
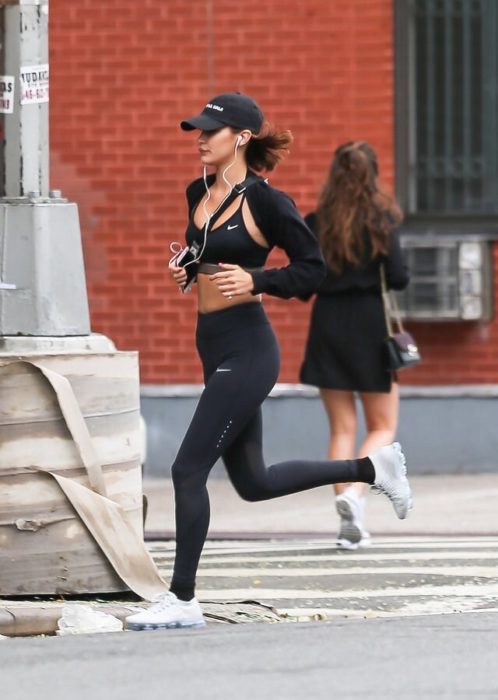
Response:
[317,141,402,274]
[235,122,293,172]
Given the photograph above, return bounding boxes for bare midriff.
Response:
[196,273,262,314]
[192,197,267,314]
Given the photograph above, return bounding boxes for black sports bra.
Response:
[185,198,269,269]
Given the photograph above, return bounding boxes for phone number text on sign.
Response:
[20,64,49,105]
[0,76,15,114]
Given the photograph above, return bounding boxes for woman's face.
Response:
[197,126,239,167]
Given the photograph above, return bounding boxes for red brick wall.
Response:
[49,0,498,385]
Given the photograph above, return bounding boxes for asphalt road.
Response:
[3,612,498,700]
[3,535,498,698]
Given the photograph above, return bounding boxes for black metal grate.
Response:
[411,0,498,213]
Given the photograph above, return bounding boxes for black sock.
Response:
[170,582,195,602]
[357,456,376,484]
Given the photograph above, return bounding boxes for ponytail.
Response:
[243,122,293,172]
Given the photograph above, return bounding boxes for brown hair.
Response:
[317,141,402,274]
[235,122,293,172]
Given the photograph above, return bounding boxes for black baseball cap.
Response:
[180,92,264,134]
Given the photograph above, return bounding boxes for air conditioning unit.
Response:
[396,236,494,321]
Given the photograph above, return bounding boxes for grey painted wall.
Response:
[141,386,498,477]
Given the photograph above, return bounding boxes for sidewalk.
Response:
[144,473,498,537]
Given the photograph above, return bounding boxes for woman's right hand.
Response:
[170,264,187,288]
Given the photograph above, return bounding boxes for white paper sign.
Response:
[20,64,49,105]
[0,76,15,114]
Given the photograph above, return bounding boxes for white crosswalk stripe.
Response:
[147,536,498,620]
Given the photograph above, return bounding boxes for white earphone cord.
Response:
[182,137,241,269]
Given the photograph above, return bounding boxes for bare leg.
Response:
[351,383,400,497]
[320,384,400,499]
[320,385,399,547]
[319,389,357,496]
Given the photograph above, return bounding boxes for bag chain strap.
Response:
[380,264,404,337]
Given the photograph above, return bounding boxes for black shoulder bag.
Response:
[380,265,421,371]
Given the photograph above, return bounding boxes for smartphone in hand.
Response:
[169,241,200,292]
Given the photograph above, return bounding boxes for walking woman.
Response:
[126,96,412,631]
[300,141,410,550]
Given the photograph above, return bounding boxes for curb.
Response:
[0,604,137,637]
[0,600,284,637]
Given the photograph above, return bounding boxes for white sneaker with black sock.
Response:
[125,592,205,630]
[368,442,413,519]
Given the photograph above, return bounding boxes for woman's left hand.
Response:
[210,263,255,298]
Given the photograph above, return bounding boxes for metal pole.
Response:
[0,0,49,198]
[0,0,90,336]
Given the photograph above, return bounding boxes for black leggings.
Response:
[170,303,374,599]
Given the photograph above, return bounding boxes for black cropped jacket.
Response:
[185,173,326,300]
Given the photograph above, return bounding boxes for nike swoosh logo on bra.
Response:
[227,224,239,230]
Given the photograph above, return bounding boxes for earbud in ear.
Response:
[236,135,244,147]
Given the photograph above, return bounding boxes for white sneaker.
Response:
[368,442,413,519]
[336,490,372,549]
[337,529,372,550]
[358,529,372,547]
[335,491,363,546]
[125,592,205,631]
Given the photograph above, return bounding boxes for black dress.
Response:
[299,213,409,393]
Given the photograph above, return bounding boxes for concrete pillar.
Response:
[0,3,148,597]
